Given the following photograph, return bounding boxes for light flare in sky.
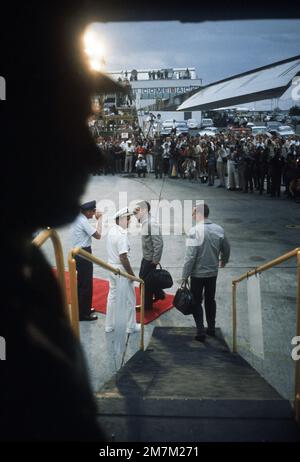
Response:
[83,28,107,71]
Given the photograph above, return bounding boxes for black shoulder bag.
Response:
[173,280,195,315]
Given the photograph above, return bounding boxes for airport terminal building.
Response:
[107,67,203,122]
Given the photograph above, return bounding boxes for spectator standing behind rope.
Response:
[181,203,230,342]
[162,140,171,176]
[155,114,163,137]
[135,154,147,177]
[153,138,164,179]
[124,139,135,173]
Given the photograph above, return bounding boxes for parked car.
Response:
[273,125,295,138]
[160,127,172,136]
[187,118,200,129]
[246,122,255,128]
[161,121,188,136]
[162,119,176,129]
[228,126,251,135]
[274,114,287,123]
[291,115,300,123]
[201,118,214,128]
[162,119,187,128]
[198,127,219,137]
[251,126,270,136]
[175,121,189,135]
[266,121,282,130]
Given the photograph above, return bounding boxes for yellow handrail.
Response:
[68,247,145,350]
[232,246,300,424]
[232,247,300,285]
[32,228,69,319]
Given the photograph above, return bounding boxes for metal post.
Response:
[232,281,237,353]
[33,228,69,319]
[140,283,145,351]
[68,252,80,338]
[295,251,300,424]
[51,229,69,318]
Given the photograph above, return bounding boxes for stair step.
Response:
[95,327,300,442]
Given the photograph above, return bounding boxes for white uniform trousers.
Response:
[106,266,136,332]
[227,160,239,189]
[146,153,153,172]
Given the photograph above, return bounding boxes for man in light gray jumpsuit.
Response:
[182,203,230,342]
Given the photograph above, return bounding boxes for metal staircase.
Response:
[95,327,300,442]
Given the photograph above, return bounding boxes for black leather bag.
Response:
[173,281,195,315]
[145,264,173,290]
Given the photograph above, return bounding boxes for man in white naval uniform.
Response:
[155,113,163,137]
[105,207,140,334]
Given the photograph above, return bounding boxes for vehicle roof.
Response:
[278,125,293,130]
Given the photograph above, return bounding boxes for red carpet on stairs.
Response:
[63,271,174,324]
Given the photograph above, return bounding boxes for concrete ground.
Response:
[40,173,300,401]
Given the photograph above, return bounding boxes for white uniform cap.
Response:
[113,207,133,219]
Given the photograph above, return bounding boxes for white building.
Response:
[177,56,300,113]
[107,67,203,123]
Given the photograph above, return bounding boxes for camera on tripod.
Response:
[144,113,157,139]
[149,112,156,122]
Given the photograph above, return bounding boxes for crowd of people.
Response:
[115,68,192,82]
[94,131,300,201]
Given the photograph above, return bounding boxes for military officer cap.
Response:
[80,200,96,211]
[113,207,133,219]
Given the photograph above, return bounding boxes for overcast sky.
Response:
[90,20,300,85]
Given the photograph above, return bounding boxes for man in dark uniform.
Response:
[72,200,102,321]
